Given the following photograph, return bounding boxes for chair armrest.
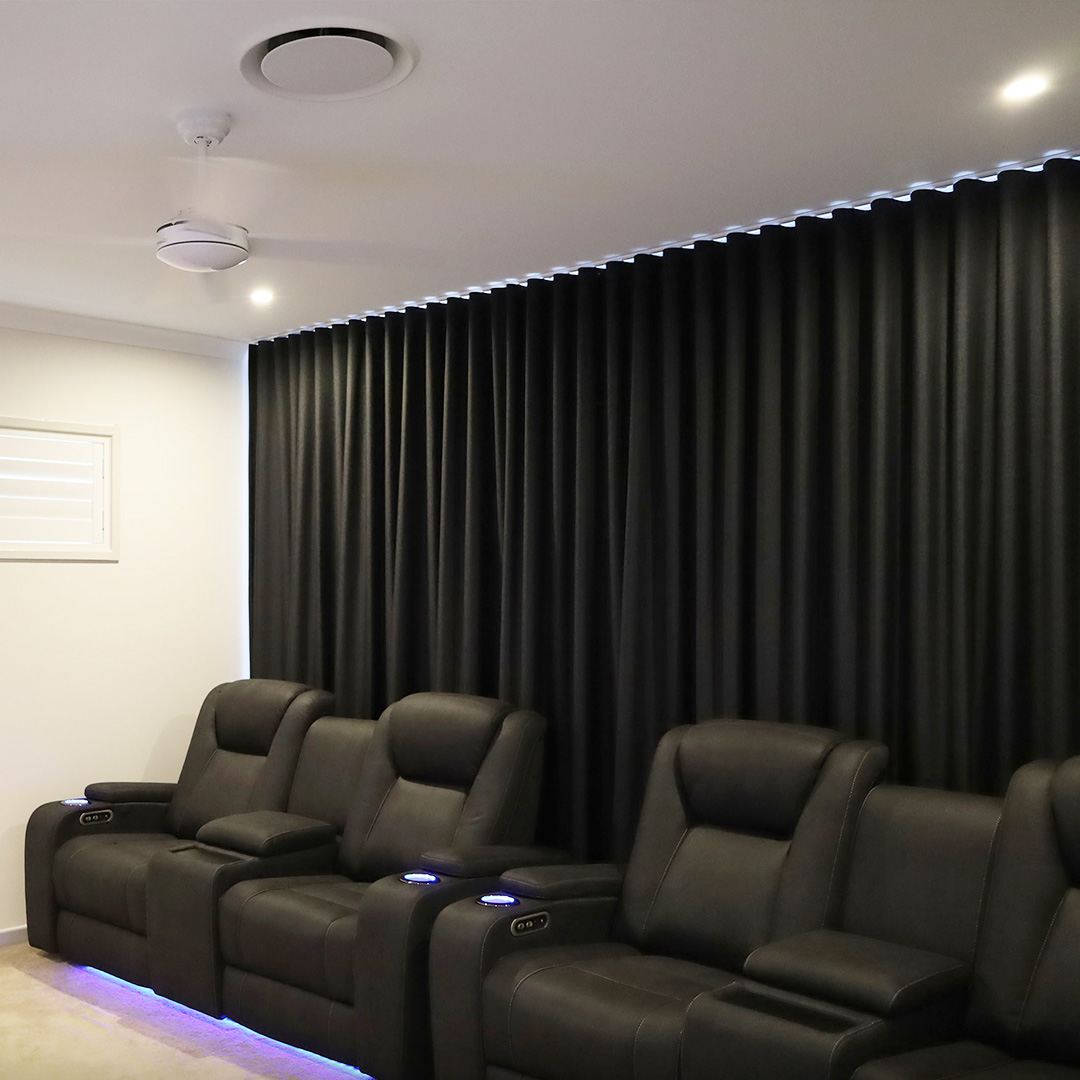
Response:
[353,870,511,1080]
[84,781,177,803]
[420,845,568,878]
[500,862,623,899]
[744,930,970,1017]
[429,892,620,1080]
[195,811,337,857]
[25,797,171,953]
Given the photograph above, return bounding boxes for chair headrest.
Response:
[214,679,309,756]
[678,720,843,837]
[385,692,511,787]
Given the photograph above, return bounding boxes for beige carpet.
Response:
[0,943,371,1080]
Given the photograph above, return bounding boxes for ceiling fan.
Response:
[155,110,250,273]
[0,105,433,309]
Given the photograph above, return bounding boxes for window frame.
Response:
[0,416,120,562]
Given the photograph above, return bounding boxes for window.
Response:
[0,417,119,561]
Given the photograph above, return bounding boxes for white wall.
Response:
[0,322,248,932]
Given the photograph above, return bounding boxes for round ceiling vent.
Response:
[241,27,416,100]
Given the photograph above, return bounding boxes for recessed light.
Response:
[251,288,274,305]
[1001,73,1049,102]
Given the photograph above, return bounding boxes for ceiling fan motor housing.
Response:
[155,217,249,272]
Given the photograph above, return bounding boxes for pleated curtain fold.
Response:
[250,159,1080,859]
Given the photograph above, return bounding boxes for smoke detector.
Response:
[155,110,249,273]
[240,27,416,100]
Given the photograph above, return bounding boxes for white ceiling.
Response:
[0,0,1077,347]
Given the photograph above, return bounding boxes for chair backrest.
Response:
[336,692,545,881]
[966,756,1080,1065]
[615,720,887,971]
[287,715,377,830]
[841,785,1001,963]
[165,679,333,839]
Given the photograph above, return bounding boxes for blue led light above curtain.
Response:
[249,159,1080,859]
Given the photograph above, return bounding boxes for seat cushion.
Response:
[854,1042,1080,1079]
[53,833,179,934]
[482,944,736,1080]
[219,875,369,1004]
[744,929,970,1016]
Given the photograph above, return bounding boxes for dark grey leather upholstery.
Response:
[84,782,177,803]
[615,723,888,967]
[24,679,332,984]
[337,693,544,879]
[429,720,887,1080]
[483,946,733,1080]
[145,711,374,1014]
[681,785,1001,1080]
[164,680,332,838]
[285,714,377,829]
[857,1042,1080,1079]
[216,692,546,1079]
[195,811,337,856]
[855,758,1080,1080]
[744,930,971,1016]
[221,875,370,1002]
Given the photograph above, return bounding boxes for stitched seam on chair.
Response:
[827,1016,881,1080]
[574,972,673,993]
[177,689,226,823]
[320,907,356,1002]
[571,965,688,999]
[504,960,577,1073]
[676,989,718,1080]
[640,828,690,939]
[823,747,876,923]
[969,813,1003,964]
[230,880,297,972]
[631,996,683,1080]
[56,841,94,910]
[452,719,529,848]
[477,918,502,1073]
[490,731,538,846]
[397,902,420,1073]
[742,941,771,970]
[1015,891,1067,1044]
[886,962,968,1012]
[125,848,143,932]
[358,781,397,850]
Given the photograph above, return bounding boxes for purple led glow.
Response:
[61,798,90,807]
[401,872,440,885]
[76,966,370,1076]
[478,893,518,906]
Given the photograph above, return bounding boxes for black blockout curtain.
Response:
[250,160,1080,858]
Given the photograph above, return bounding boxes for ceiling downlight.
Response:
[241,27,416,100]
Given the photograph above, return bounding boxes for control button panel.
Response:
[79,809,113,826]
[510,911,549,936]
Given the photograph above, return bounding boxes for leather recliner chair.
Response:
[147,711,376,1015]
[853,756,1080,1080]
[429,719,888,1080]
[24,678,333,987]
[680,784,1002,1080]
[167,692,547,1080]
